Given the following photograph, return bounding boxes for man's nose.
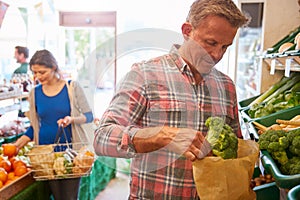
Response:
[210,48,225,62]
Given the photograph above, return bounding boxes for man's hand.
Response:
[133,126,212,161]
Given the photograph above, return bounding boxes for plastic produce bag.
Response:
[193,139,259,200]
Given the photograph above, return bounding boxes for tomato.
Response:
[2,144,17,158]
[4,179,13,186]
[12,160,26,170]
[0,160,11,173]
[0,168,8,183]
[0,156,5,162]
[9,156,19,166]
[14,166,27,177]
[7,171,15,180]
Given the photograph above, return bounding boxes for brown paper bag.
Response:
[193,139,259,200]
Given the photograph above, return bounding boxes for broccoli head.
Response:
[271,151,289,165]
[212,147,237,160]
[205,117,238,159]
[280,156,300,175]
[285,129,300,157]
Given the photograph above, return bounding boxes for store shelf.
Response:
[263,55,300,72]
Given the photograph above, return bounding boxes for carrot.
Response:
[252,121,268,132]
[276,119,300,126]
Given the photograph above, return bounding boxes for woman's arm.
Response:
[14,135,31,150]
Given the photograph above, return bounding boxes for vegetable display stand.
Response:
[253,182,279,200]
[238,94,261,111]
[0,171,35,199]
[242,104,300,123]
[260,150,300,189]
[287,185,300,200]
[9,181,51,200]
[252,167,280,200]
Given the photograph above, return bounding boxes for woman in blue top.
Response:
[14,49,94,200]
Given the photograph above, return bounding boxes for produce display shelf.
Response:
[252,167,280,200]
[238,94,260,111]
[241,104,300,123]
[0,171,35,199]
[287,184,300,200]
[250,105,300,128]
[260,150,300,189]
[253,182,280,200]
[1,134,17,143]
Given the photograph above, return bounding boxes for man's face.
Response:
[14,49,23,63]
[181,15,238,74]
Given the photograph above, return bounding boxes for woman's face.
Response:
[31,64,56,85]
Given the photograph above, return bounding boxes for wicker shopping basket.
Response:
[26,127,95,180]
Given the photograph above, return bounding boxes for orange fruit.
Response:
[7,172,15,180]
[9,156,19,165]
[12,160,26,170]
[0,168,8,183]
[0,180,3,189]
[0,160,12,173]
[0,156,5,162]
[2,144,17,158]
[14,166,27,177]
[4,179,13,186]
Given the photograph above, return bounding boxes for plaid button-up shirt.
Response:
[94,45,242,199]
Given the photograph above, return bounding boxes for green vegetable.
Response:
[258,129,289,165]
[290,81,300,93]
[53,153,74,175]
[263,74,300,104]
[281,156,300,175]
[248,74,300,118]
[287,129,300,157]
[249,74,293,107]
[258,128,300,175]
[205,117,238,159]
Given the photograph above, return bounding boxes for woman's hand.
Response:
[57,116,73,127]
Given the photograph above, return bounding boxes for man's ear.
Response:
[181,22,193,40]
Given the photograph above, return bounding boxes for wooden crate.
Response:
[0,171,35,200]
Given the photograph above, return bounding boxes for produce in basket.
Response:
[205,117,238,159]
[27,145,55,178]
[53,152,73,176]
[27,144,95,179]
[72,147,95,174]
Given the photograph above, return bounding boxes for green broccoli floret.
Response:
[280,156,300,175]
[271,151,289,165]
[285,128,300,157]
[205,117,238,159]
[258,129,290,165]
[212,148,237,160]
[278,136,289,149]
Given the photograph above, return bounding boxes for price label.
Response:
[270,59,276,75]
[285,58,291,77]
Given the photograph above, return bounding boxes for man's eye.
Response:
[206,41,217,46]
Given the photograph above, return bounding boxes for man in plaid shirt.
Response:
[94,0,249,199]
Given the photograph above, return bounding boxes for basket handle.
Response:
[54,125,71,149]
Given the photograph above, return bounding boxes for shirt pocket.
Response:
[146,99,186,127]
[212,105,235,126]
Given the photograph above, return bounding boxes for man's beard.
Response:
[178,38,216,74]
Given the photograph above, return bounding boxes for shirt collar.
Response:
[169,44,188,73]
